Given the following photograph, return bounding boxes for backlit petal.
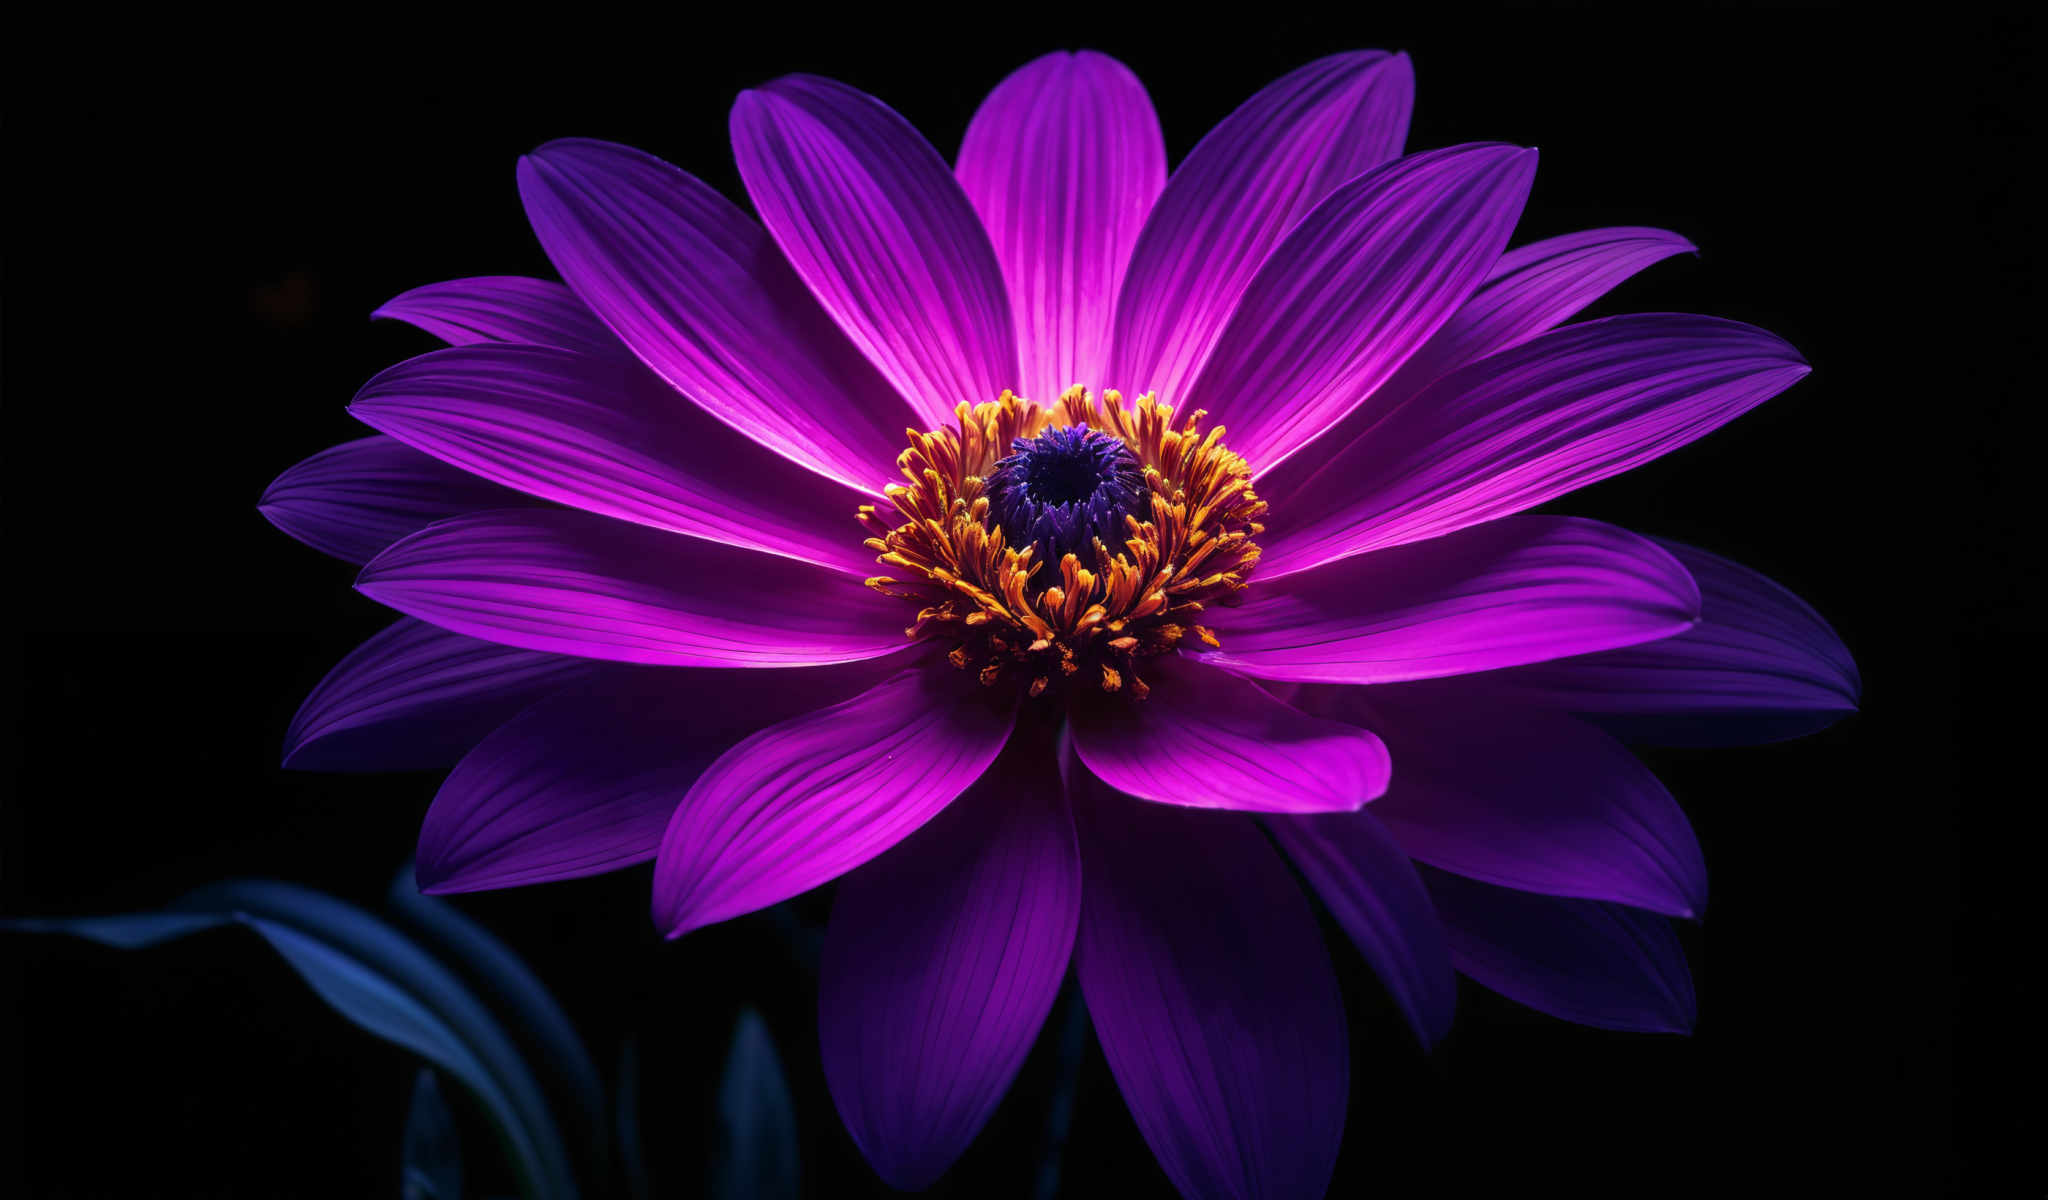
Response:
[350,344,873,574]
[1109,51,1414,402]
[732,76,1017,426]
[652,665,1016,937]
[1068,654,1389,813]
[518,138,909,493]
[957,51,1165,406]
[1261,313,1809,577]
[1209,517,1699,684]
[356,509,907,668]
[1186,143,1536,474]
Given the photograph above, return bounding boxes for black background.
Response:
[3,8,2028,1197]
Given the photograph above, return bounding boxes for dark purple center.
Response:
[984,427,1145,563]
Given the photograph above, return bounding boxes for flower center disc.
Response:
[984,426,1146,563]
[858,386,1266,700]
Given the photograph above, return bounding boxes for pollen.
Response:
[859,385,1266,699]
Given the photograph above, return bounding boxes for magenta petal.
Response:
[260,435,534,565]
[283,618,603,772]
[417,658,899,894]
[1109,51,1414,404]
[1069,761,1348,1200]
[349,344,873,575]
[1187,143,1537,473]
[517,138,908,494]
[1208,516,1699,685]
[820,730,1079,1190]
[1311,687,1708,917]
[731,76,1017,425]
[1437,227,1701,369]
[1067,654,1389,813]
[1480,538,1861,745]
[1419,866,1696,1034]
[652,665,1016,938]
[370,275,625,357]
[355,509,907,668]
[1259,226,1695,513]
[957,51,1165,406]
[1262,313,1810,576]
[1264,811,1456,1046]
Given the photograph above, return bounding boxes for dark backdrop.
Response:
[4,8,2026,1197]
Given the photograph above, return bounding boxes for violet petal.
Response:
[1265,810,1456,1046]
[732,76,1018,425]
[1069,761,1348,1200]
[355,508,908,668]
[1186,143,1536,474]
[371,275,625,358]
[1108,51,1414,404]
[820,728,1079,1189]
[1309,686,1709,918]
[1207,516,1700,684]
[1259,226,1695,513]
[350,344,874,575]
[518,138,909,494]
[652,665,1016,938]
[1472,538,1861,745]
[956,50,1165,406]
[417,658,902,893]
[1261,313,1809,577]
[283,618,603,772]
[1067,654,1390,813]
[1420,866,1696,1034]
[259,435,533,566]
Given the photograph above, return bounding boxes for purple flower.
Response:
[262,50,1858,1199]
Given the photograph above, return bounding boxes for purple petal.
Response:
[1067,654,1389,813]
[1419,866,1696,1034]
[731,76,1017,424]
[1208,516,1699,685]
[417,658,900,893]
[260,435,534,565]
[1259,226,1696,512]
[1068,761,1348,1200]
[349,343,874,575]
[653,664,1016,938]
[1264,810,1455,1046]
[1108,51,1414,404]
[355,509,907,668]
[1438,227,1701,368]
[283,618,603,772]
[517,138,909,494]
[1478,538,1860,745]
[1261,313,1810,577]
[370,275,625,357]
[956,51,1165,406]
[1307,686,1707,917]
[820,729,1079,1190]
[1187,143,1537,474]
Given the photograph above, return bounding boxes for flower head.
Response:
[263,48,1858,1199]
[864,386,1264,698]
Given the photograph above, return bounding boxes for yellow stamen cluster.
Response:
[858,386,1266,700]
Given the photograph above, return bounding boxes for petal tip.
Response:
[413,864,460,895]
[278,734,313,771]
